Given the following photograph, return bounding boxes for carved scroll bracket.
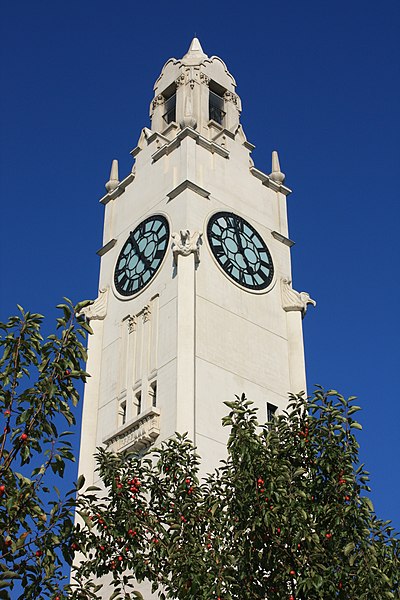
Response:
[281,278,316,317]
[172,230,202,265]
[79,287,109,321]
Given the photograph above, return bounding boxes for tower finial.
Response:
[269,150,285,185]
[183,37,207,60]
[105,159,119,192]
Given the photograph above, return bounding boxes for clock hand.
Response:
[129,232,153,271]
[233,227,253,273]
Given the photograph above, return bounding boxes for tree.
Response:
[74,390,399,600]
[0,300,91,599]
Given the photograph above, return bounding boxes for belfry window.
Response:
[119,401,127,427]
[162,84,176,124]
[135,391,142,416]
[209,81,226,125]
[150,381,157,407]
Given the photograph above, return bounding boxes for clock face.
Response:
[207,212,274,290]
[114,215,169,297]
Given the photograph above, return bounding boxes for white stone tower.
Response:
[78,38,315,488]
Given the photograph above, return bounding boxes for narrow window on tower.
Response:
[162,84,176,125]
[118,400,127,427]
[209,81,226,125]
[150,381,157,408]
[135,391,142,416]
[266,402,277,428]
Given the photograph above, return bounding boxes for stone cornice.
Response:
[151,127,229,162]
[250,166,292,196]
[99,172,135,205]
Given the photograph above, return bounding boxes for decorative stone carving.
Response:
[270,150,286,185]
[105,407,161,453]
[79,288,108,321]
[151,94,165,113]
[175,73,185,87]
[172,230,202,264]
[180,94,197,129]
[140,304,151,323]
[128,316,137,333]
[281,278,316,317]
[105,159,119,192]
[224,91,238,105]
[199,72,210,86]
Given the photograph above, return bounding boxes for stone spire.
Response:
[269,150,285,185]
[182,37,208,62]
[105,159,119,192]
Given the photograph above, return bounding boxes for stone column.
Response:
[172,230,202,441]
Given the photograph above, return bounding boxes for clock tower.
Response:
[78,38,315,489]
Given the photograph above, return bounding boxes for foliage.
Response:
[74,390,399,600]
[0,300,91,599]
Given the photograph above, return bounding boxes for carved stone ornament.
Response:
[175,73,186,87]
[199,72,210,86]
[79,288,108,321]
[281,278,316,317]
[140,304,151,323]
[128,315,137,333]
[224,91,238,105]
[105,407,161,453]
[151,94,165,113]
[172,230,202,264]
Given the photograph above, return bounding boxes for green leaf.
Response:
[344,542,355,556]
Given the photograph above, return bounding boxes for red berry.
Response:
[4,410,10,417]
[20,433,28,442]
[325,533,332,539]
[71,542,79,550]
[345,495,350,501]
[297,543,301,549]
[65,369,71,376]
[118,555,123,561]
[290,569,296,576]
[277,528,281,534]
[0,485,5,496]
[35,550,43,557]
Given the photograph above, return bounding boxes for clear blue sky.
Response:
[1,0,399,531]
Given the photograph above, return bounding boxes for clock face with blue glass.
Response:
[207,212,274,290]
[114,215,169,296]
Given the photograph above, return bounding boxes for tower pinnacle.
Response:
[183,37,207,60]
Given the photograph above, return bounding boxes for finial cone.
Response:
[183,37,207,60]
[105,159,119,192]
[270,150,285,184]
